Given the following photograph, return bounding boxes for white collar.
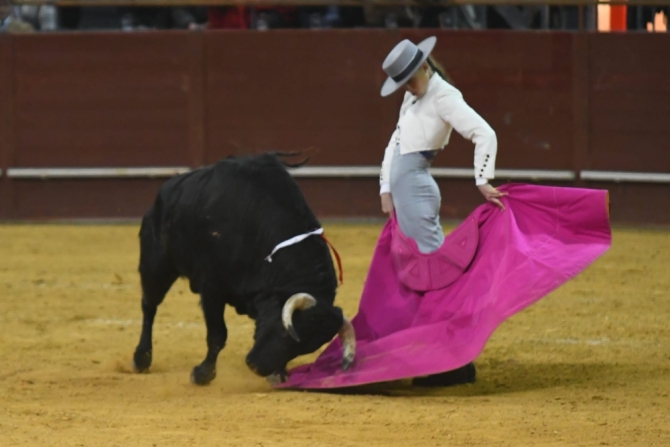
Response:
[411,73,440,103]
[426,72,440,92]
[265,228,324,262]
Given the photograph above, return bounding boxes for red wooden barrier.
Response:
[0,30,669,224]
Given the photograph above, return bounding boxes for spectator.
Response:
[296,6,328,28]
[206,5,298,30]
[1,14,35,33]
[126,6,207,30]
[254,6,297,28]
[56,5,206,31]
[0,3,11,23]
[207,6,251,29]
[75,7,124,30]
[362,0,421,28]
[172,7,208,30]
[296,5,365,29]
[335,6,366,28]
[1,5,57,32]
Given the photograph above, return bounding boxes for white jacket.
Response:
[380,73,497,194]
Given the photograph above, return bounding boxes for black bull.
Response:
[132,153,356,385]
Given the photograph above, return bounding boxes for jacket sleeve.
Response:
[379,127,398,195]
[435,89,497,186]
[379,93,412,195]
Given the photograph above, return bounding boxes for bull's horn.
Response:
[338,316,356,371]
[282,293,317,342]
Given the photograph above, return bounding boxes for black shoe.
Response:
[411,362,476,388]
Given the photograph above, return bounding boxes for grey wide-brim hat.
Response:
[380,36,437,97]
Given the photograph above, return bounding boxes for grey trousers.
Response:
[390,144,444,254]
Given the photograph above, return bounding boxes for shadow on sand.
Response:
[277,360,654,398]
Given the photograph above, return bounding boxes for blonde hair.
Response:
[427,55,454,85]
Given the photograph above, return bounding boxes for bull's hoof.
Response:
[132,350,152,373]
[190,364,216,386]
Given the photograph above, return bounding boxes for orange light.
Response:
[598,4,611,31]
[610,5,627,31]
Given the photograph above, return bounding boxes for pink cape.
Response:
[276,184,612,390]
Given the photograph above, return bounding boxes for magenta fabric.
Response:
[391,211,480,292]
[276,184,612,390]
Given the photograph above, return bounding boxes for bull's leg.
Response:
[190,289,227,386]
[133,256,178,373]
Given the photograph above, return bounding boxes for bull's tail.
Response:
[138,193,169,275]
[139,193,165,241]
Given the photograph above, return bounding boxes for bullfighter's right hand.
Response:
[478,183,507,211]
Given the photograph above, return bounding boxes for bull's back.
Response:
[150,154,322,284]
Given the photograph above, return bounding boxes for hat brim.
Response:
[380,36,437,98]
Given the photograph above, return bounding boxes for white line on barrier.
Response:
[289,166,576,181]
[6,166,670,183]
[6,166,576,181]
[7,167,191,179]
[289,166,380,177]
[479,169,575,181]
[580,170,670,183]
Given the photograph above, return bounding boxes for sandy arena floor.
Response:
[0,222,669,447]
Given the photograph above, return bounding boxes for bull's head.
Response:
[245,293,356,382]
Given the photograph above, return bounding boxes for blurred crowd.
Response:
[0,2,668,32]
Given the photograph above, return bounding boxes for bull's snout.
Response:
[245,357,265,377]
[246,356,288,383]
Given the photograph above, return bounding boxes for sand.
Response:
[1,223,668,447]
